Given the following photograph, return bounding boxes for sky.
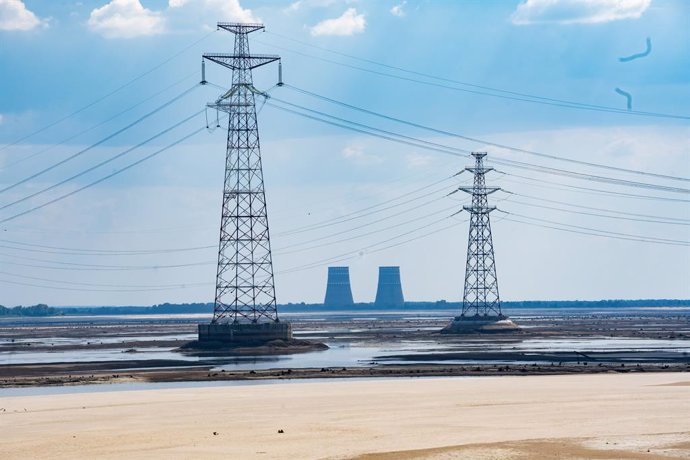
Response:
[0,0,688,307]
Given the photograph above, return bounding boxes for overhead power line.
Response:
[275,195,458,252]
[0,109,204,212]
[0,223,209,236]
[498,172,690,203]
[0,252,215,271]
[264,31,690,121]
[275,179,455,237]
[498,210,690,246]
[0,239,215,256]
[0,270,211,291]
[0,85,199,196]
[0,277,209,293]
[269,95,690,194]
[257,96,690,197]
[277,216,464,275]
[507,199,689,226]
[0,121,208,224]
[507,192,690,224]
[284,84,690,183]
[1,70,199,171]
[275,203,460,256]
[0,29,215,152]
[492,157,690,195]
[255,36,690,121]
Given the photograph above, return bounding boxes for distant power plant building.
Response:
[374,266,405,307]
[323,267,355,307]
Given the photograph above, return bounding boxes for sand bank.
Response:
[1,373,689,459]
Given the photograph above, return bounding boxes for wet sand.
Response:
[1,373,689,459]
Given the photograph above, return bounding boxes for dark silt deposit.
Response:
[179,338,329,356]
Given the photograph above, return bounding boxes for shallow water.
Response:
[2,308,688,369]
[0,347,201,365]
[508,337,690,353]
[2,333,689,367]
[0,333,197,348]
[210,343,413,372]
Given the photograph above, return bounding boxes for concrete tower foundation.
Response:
[198,322,292,344]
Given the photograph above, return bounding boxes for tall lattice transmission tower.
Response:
[443,152,518,333]
[198,23,291,344]
[460,152,501,317]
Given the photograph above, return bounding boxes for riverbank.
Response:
[1,373,689,459]
[1,360,688,388]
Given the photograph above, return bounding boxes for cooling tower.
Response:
[323,266,355,307]
[374,266,405,307]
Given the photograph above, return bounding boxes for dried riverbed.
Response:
[1,307,688,388]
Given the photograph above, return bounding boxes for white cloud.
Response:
[204,0,258,22]
[342,144,383,165]
[405,153,432,169]
[511,0,651,25]
[390,1,406,17]
[0,114,4,124]
[169,0,258,22]
[284,0,340,14]
[284,1,302,13]
[0,0,44,31]
[88,0,165,38]
[343,145,364,159]
[310,8,365,37]
[168,0,258,23]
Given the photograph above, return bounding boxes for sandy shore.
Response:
[1,373,689,459]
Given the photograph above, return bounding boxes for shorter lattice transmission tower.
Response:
[442,152,519,333]
[197,22,292,345]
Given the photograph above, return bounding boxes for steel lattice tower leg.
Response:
[461,153,502,317]
[203,23,282,325]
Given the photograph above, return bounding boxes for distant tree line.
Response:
[3,299,689,317]
[59,302,213,315]
[502,299,690,308]
[0,304,62,317]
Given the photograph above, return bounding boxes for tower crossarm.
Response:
[456,186,501,195]
[203,53,280,71]
[463,205,497,213]
[217,22,265,34]
[207,84,271,112]
[464,166,494,174]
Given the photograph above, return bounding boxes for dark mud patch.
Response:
[178,339,329,356]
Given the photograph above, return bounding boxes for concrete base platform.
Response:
[441,315,520,334]
[198,321,292,345]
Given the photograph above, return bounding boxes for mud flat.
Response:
[179,338,329,355]
[2,359,689,388]
[1,310,689,388]
[1,373,689,459]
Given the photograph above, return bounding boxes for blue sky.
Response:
[0,0,688,307]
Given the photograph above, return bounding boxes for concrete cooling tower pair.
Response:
[323,266,405,307]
